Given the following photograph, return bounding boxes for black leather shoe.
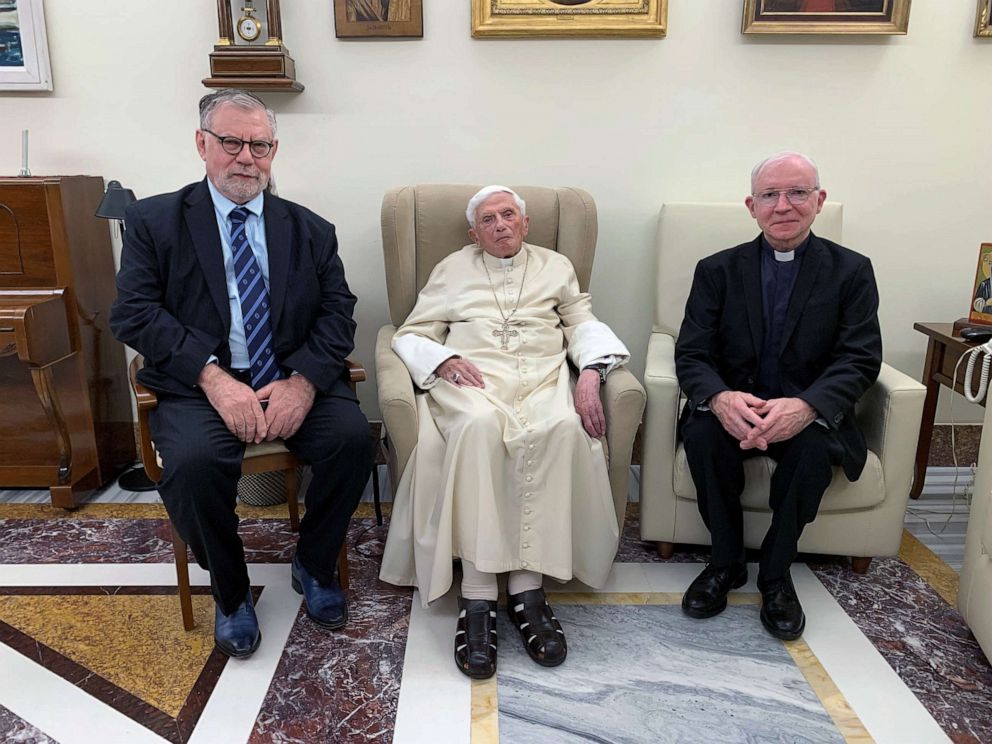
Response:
[759,574,805,641]
[507,588,567,668]
[681,563,748,619]
[455,597,498,679]
[292,553,348,629]
[214,591,261,658]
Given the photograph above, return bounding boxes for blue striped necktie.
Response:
[229,207,281,389]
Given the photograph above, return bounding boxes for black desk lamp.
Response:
[95,181,155,492]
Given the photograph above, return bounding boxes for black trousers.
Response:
[681,411,843,587]
[150,392,375,615]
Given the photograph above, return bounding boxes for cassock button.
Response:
[521,561,529,568]
[526,476,533,482]
[523,543,530,549]
[527,460,534,466]
[525,492,532,498]
[523,526,531,531]
[528,444,535,449]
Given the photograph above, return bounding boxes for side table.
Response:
[911,322,987,499]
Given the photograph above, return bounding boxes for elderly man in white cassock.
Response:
[379,185,631,679]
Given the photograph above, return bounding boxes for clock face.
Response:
[237,15,262,41]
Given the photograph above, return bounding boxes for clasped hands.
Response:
[198,363,316,444]
[434,357,606,439]
[709,391,816,450]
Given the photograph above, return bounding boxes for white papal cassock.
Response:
[379,243,630,606]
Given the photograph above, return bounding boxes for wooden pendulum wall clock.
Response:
[203,0,304,92]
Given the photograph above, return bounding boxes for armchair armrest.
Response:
[603,366,646,530]
[856,362,926,504]
[376,324,419,481]
[639,332,681,540]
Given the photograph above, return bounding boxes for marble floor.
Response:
[0,485,989,743]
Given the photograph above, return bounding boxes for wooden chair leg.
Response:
[851,556,872,574]
[657,541,675,559]
[172,525,195,631]
[286,467,300,532]
[337,542,349,590]
[371,463,383,526]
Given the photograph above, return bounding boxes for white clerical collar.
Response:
[481,244,526,268]
[774,249,795,262]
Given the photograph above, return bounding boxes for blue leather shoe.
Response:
[214,591,261,658]
[291,553,347,629]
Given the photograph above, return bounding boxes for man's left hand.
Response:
[256,374,317,441]
[574,368,606,438]
[745,397,816,449]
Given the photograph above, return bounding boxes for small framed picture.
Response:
[977,0,992,37]
[0,0,53,91]
[969,243,992,326]
[742,0,911,36]
[333,0,423,39]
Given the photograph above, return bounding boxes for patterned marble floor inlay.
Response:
[493,603,852,744]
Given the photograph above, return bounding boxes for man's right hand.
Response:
[435,357,485,388]
[198,363,268,443]
[709,390,766,444]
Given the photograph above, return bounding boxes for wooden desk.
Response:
[912,322,986,499]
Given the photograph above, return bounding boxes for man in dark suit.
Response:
[110,89,374,658]
[675,152,881,640]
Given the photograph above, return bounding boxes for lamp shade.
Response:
[94,180,136,220]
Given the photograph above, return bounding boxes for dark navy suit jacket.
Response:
[110,179,357,401]
[675,232,882,481]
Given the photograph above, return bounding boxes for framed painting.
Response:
[970,244,992,326]
[471,0,668,39]
[742,0,911,35]
[977,0,992,37]
[0,0,52,90]
[333,0,423,38]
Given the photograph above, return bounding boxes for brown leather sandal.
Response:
[507,588,567,667]
[454,597,498,679]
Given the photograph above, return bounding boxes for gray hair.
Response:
[466,185,526,227]
[198,88,277,137]
[750,151,820,192]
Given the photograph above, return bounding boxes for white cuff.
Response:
[569,320,630,372]
[393,334,458,389]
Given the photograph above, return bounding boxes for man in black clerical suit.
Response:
[675,151,881,640]
[110,89,374,658]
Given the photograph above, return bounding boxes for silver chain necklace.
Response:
[481,247,530,351]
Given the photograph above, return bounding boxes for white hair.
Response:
[466,185,526,227]
[750,151,820,192]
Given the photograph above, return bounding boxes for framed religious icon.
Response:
[333,0,424,38]
[742,0,911,35]
[204,0,303,91]
[977,0,992,37]
[0,0,52,91]
[969,244,992,326]
[472,0,668,39]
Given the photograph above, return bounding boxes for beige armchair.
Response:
[639,203,926,571]
[375,184,646,530]
[959,401,992,662]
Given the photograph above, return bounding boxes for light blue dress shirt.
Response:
[206,180,269,371]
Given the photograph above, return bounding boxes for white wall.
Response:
[2,1,990,422]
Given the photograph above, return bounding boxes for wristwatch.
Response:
[582,363,608,384]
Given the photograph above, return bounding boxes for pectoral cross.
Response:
[492,322,518,351]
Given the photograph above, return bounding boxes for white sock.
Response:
[507,569,543,596]
[460,560,499,601]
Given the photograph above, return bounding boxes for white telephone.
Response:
[957,328,992,404]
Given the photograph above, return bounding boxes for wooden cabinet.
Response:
[0,176,135,507]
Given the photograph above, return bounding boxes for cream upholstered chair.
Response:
[375,184,646,530]
[639,203,926,572]
[959,401,992,662]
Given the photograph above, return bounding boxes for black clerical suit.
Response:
[110,179,374,614]
[675,232,882,584]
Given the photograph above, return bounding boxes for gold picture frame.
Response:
[970,244,992,326]
[333,0,423,38]
[471,0,668,39]
[742,1,911,35]
[977,0,992,37]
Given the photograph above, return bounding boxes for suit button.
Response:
[747,376,755,384]
[834,413,844,424]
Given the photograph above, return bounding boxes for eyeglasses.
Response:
[202,128,274,158]
[752,187,820,207]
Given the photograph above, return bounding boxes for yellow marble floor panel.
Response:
[898,530,959,606]
[785,638,875,744]
[0,594,216,717]
[471,678,499,744]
